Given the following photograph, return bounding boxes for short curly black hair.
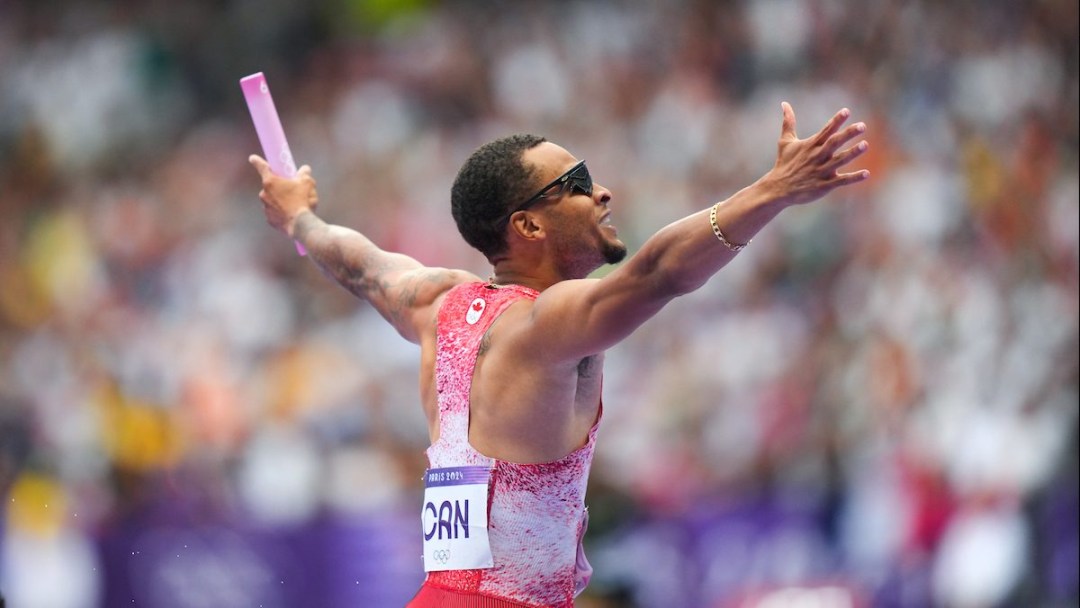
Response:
[451,133,547,261]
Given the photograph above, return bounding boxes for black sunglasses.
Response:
[499,160,593,227]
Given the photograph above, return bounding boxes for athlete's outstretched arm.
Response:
[522,102,870,362]
[249,155,478,343]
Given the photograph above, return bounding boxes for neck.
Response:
[487,269,552,292]
[487,255,568,291]
[489,245,600,291]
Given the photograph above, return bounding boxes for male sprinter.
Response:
[249,102,869,607]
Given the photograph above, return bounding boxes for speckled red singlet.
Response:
[407,282,599,608]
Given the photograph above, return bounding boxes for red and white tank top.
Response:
[423,281,599,608]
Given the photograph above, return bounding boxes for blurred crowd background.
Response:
[1,1,1077,607]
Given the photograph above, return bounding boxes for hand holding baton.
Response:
[240,72,307,256]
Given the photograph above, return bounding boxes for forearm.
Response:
[288,210,461,343]
[292,211,364,294]
[631,176,787,296]
[533,177,789,361]
[634,102,869,296]
[251,156,451,340]
[291,211,419,303]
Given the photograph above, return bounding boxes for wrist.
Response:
[289,209,322,242]
[709,202,750,252]
[749,173,794,212]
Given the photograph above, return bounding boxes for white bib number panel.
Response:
[421,466,494,572]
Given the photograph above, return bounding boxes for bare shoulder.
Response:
[530,277,602,311]
[402,267,482,303]
[397,267,483,342]
[486,278,604,364]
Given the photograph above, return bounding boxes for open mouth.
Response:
[600,214,617,234]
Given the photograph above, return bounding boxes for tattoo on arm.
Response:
[294,212,457,334]
[294,213,395,298]
[294,213,367,291]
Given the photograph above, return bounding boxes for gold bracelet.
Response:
[709,202,749,252]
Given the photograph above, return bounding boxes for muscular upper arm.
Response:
[503,257,682,364]
[296,216,479,343]
[377,265,479,343]
[499,204,747,363]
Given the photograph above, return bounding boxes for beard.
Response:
[601,238,628,265]
[552,223,629,278]
[554,237,627,279]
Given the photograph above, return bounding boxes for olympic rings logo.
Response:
[431,549,451,564]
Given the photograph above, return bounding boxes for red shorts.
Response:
[406,582,543,608]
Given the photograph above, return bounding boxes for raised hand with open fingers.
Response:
[765,102,870,208]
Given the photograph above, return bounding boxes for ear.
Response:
[509,211,546,242]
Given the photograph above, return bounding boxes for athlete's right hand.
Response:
[249,154,319,238]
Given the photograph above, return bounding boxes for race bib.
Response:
[421,466,494,572]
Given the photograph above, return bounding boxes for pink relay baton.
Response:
[240,72,307,256]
